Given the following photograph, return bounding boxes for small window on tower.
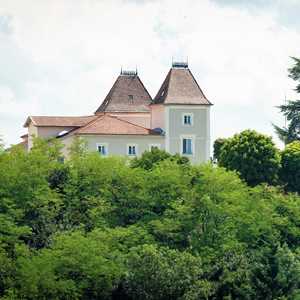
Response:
[182,113,193,126]
[128,95,133,103]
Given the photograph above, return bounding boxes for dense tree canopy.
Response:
[280,141,300,193]
[213,138,227,162]
[218,130,281,186]
[0,138,300,299]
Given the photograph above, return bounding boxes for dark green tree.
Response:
[218,130,281,186]
[273,100,300,144]
[280,141,300,193]
[274,57,300,144]
[213,138,227,162]
[125,244,205,300]
[289,57,300,93]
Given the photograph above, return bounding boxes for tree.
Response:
[273,100,300,144]
[0,136,4,152]
[12,230,127,300]
[131,147,190,170]
[125,244,204,300]
[274,57,300,144]
[280,141,300,193]
[289,57,300,93]
[68,136,88,160]
[1,139,300,299]
[213,138,227,162]
[218,130,281,186]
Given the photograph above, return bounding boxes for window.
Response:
[182,113,193,126]
[127,144,137,156]
[182,137,193,155]
[128,94,134,103]
[97,143,108,156]
[149,144,161,151]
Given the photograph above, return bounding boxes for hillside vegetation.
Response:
[0,141,300,300]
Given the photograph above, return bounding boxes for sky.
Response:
[0,0,299,150]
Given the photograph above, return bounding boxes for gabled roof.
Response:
[153,66,212,105]
[23,115,97,128]
[95,72,152,113]
[64,114,160,136]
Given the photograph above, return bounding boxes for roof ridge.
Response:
[61,115,105,138]
[153,68,172,103]
[136,75,153,102]
[96,76,121,113]
[95,74,152,113]
[153,67,212,105]
[187,68,212,105]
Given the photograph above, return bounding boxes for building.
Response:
[22,62,212,164]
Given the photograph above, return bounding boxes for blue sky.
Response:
[0,0,299,149]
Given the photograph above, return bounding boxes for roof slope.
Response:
[95,73,152,113]
[68,114,159,136]
[153,67,212,105]
[24,115,97,127]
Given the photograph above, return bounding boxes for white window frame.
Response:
[182,113,193,126]
[180,135,195,157]
[149,144,161,151]
[127,144,138,156]
[96,143,108,156]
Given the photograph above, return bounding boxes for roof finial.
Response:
[120,66,123,75]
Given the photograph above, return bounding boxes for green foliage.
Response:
[68,136,88,160]
[125,244,204,300]
[274,57,300,144]
[218,130,281,186]
[131,147,190,170]
[0,135,4,152]
[213,137,227,161]
[280,141,300,193]
[0,140,300,299]
[289,57,300,93]
[273,100,300,144]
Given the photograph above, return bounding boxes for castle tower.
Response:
[151,62,212,163]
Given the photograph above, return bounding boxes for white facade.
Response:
[23,64,212,164]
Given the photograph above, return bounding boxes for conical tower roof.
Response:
[95,70,152,113]
[153,63,212,105]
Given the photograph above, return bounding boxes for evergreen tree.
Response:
[274,57,300,144]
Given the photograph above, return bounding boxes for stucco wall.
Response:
[150,104,165,130]
[28,123,38,150]
[37,126,76,139]
[27,124,76,150]
[166,106,210,164]
[61,134,165,158]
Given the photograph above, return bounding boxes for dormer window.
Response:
[182,113,193,126]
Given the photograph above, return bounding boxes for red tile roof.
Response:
[153,67,212,105]
[95,73,152,113]
[66,114,159,136]
[24,115,97,128]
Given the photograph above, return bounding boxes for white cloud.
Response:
[0,0,299,149]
